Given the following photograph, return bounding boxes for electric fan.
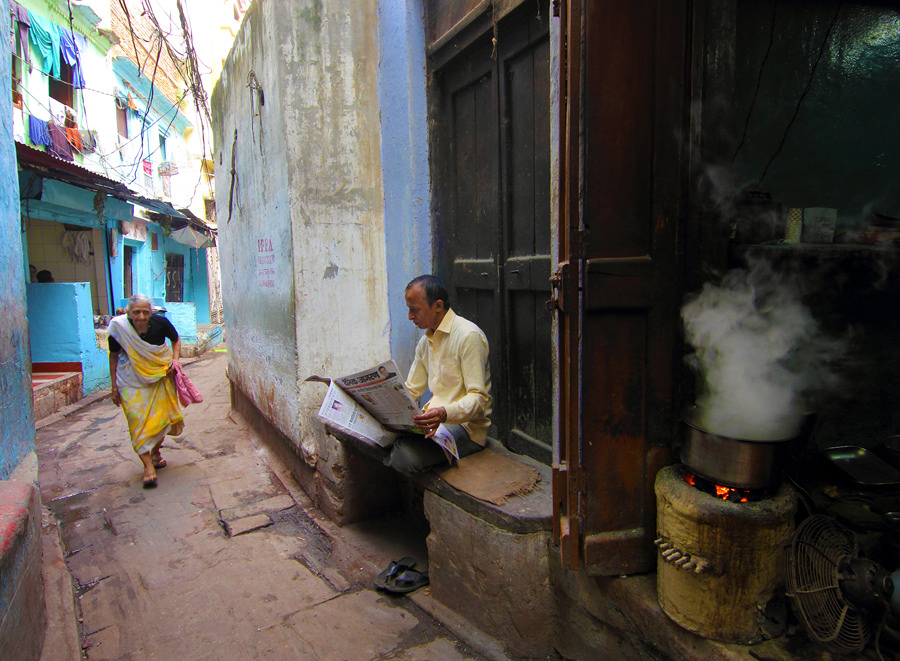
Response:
[785,514,895,653]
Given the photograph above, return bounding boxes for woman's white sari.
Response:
[107,315,183,454]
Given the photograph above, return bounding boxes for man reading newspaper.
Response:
[387,274,492,474]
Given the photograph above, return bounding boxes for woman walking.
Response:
[108,294,184,487]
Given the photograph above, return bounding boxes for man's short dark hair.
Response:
[36,270,54,283]
[406,274,450,310]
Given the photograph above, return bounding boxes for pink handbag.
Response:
[173,362,203,407]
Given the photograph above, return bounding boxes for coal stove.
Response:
[655,458,798,644]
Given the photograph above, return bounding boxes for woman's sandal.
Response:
[142,474,158,488]
[151,456,167,469]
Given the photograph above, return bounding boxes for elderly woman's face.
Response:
[127,303,152,328]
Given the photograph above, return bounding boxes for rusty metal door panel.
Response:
[554,0,688,575]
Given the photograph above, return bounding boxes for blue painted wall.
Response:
[164,303,197,344]
[377,0,432,376]
[0,1,34,479]
[108,226,210,325]
[27,283,108,394]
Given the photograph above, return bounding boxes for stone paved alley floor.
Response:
[34,349,503,661]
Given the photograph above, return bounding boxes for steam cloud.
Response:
[682,255,845,440]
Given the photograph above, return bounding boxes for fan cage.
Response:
[785,514,871,652]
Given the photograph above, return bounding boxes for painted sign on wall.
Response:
[256,237,275,288]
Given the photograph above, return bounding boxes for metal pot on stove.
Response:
[681,407,805,490]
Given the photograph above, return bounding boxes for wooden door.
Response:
[433,3,552,463]
[554,0,690,575]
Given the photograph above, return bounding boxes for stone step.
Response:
[32,372,82,421]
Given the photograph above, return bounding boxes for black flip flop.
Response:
[374,556,417,590]
[383,568,429,594]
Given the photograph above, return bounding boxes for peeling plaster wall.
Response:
[0,3,34,479]
[212,0,390,455]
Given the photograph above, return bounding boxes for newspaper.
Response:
[308,360,460,459]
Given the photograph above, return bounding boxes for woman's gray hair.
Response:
[125,293,153,312]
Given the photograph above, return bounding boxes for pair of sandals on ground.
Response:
[374,556,429,594]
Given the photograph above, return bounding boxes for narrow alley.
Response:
[35,349,505,661]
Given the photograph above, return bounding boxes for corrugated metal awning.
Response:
[15,142,187,219]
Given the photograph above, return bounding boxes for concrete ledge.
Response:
[426,439,551,534]
[324,424,555,656]
[32,372,83,421]
[323,425,552,533]
[0,480,45,661]
[550,548,799,660]
[425,492,556,658]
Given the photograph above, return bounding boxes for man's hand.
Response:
[413,407,447,439]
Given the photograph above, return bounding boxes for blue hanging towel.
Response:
[28,115,51,146]
[74,33,88,87]
[59,27,85,89]
[27,10,60,80]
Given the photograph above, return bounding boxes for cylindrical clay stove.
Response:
[655,465,797,643]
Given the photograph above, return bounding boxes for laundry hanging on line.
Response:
[9,1,31,70]
[25,9,86,89]
[47,122,73,161]
[28,115,50,146]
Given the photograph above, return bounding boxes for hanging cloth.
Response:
[65,127,82,151]
[47,122,73,161]
[47,97,66,125]
[10,1,30,70]
[78,129,96,153]
[27,11,60,80]
[13,107,25,143]
[28,115,50,146]
[58,27,85,89]
[74,33,87,86]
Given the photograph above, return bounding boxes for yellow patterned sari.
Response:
[107,315,184,454]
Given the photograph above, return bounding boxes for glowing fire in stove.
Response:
[684,472,750,503]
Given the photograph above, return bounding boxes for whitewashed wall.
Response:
[212,0,389,460]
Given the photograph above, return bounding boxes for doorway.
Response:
[431,1,553,463]
[165,253,184,302]
[123,245,134,299]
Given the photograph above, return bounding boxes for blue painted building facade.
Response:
[14,0,219,397]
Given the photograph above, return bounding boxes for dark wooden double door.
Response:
[432,5,552,463]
